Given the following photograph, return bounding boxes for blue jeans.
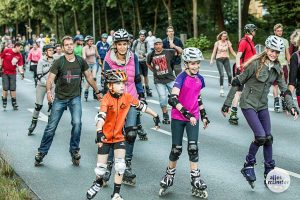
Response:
[108,107,137,162]
[38,96,82,154]
[155,81,174,108]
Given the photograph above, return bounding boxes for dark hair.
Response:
[55,44,62,49]
[14,42,23,47]
[61,36,73,46]
[166,26,174,32]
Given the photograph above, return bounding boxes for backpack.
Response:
[132,40,148,54]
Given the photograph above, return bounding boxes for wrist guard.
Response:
[153,115,161,126]
[180,107,194,120]
[95,130,106,143]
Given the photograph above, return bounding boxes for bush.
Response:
[184,34,212,51]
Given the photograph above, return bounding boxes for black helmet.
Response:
[43,45,54,52]
[244,24,257,34]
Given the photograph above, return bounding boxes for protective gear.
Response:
[139,30,146,35]
[74,35,84,41]
[200,109,210,125]
[290,107,299,116]
[283,89,292,97]
[265,135,273,146]
[96,130,107,143]
[138,92,147,105]
[113,29,129,42]
[95,112,106,123]
[85,35,94,42]
[181,47,204,62]
[153,115,161,127]
[254,136,266,146]
[136,101,147,112]
[265,35,284,52]
[188,141,199,162]
[180,107,194,120]
[198,95,203,107]
[105,69,128,83]
[101,33,108,38]
[124,126,138,144]
[95,163,107,177]
[169,145,182,161]
[221,104,230,113]
[42,45,54,52]
[35,103,43,111]
[114,158,126,175]
[244,24,257,34]
[168,94,180,108]
[231,77,241,87]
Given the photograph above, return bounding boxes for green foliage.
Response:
[185,35,211,51]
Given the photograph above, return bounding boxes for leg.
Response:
[216,58,225,87]
[155,83,170,124]
[9,75,18,110]
[2,74,9,109]
[223,58,232,86]
[140,61,152,97]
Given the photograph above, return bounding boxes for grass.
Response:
[0,158,33,200]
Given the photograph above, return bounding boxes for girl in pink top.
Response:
[210,31,236,96]
[27,43,42,87]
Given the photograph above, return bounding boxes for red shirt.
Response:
[238,35,256,71]
[0,48,24,75]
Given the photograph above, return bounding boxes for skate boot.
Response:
[220,86,225,97]
[159,167,176,196]
[190,169,208,198]
[102,161,113,187]
[137,124,148,141]
[145,86,152,97]
[84,90,89,101]
[264,160,275,187]
[162,112,170,124]
[111,193,124,200]
[86,178,103,200]
[28,117,38,136]
[34,152,46,166]
[2,97,7,111]
[228,107,238,125]
[71,150,81,166]
[274,97,280,112]
[241,162,256,189]
[122,160,136,186]
[11,98,18,110]
[281,94,287,111]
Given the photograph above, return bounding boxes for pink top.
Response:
[27,48,42,63]
[215,40,232,59]
[83,45,98,64]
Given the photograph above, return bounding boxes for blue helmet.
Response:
[101,33,108,38]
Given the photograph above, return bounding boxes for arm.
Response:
[286,47,291,63]
[27,50,32,62]
[133,54,144,94]
[288,54,298,94]
[146,53,154,71]
[82,47,86,60]
[210,42,218,64]
[46,72,56,103]
[83,69,101,100]
[229,45,237,57]
[198,94,210,129]
[235,52,242,69]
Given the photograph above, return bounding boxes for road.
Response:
[0,60,299,200]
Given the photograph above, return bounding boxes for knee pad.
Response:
[188,141,199,162]
[35,103,43,111]
[125,126,138,144]
[114,158,126,175]
[254,136,266,146]
[94,163,107,177]
[265,135,273,146]
[169,145,182,161]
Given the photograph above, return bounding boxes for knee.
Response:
[114,158,126,175]
[265,135,273,146]
[169,144,182,161]
[254,136,266,146]
[72,120,82,127]
[35,103,43,111]
[94,163,107,177]
[188,141,199,162]
[125,126,138,144]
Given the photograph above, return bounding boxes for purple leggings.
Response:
[242,108,273,165]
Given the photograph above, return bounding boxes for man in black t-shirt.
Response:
[34,36,101,166]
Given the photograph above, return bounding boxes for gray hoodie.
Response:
[37,55,54,86]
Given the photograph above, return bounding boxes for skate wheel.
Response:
[72,159,80,166]
[102,181,108,187]
[34,161,43,167]
[159,188,166,196]
[250,182,255,189]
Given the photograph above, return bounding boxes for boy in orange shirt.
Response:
[86,69,160,200]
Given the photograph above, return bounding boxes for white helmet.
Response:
[113,29,129,42]
[265,35,284,52]
[182,47,204,62]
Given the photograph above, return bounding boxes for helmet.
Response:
[74,35,84,42]
[265,35,284,52]
[244,24,257,34]
[113,29,129,42]
[101,33,108,38]
[105,69,128,83]
[139,30,146,35]
[129,34,134,40]
[182,47,204,62]
[43,44,54,52]
[85,35,94,42]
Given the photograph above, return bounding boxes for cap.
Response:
[154,38,162,44]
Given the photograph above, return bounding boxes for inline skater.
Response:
[222,35,298,189]
[27,42,42,87]
[74,35,84,57]
[159,47,209,198]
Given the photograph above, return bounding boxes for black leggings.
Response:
[171,119,199,145]
[216,57,232,86]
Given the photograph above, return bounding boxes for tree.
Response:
[192,0,198,37]
[162,0,172,26]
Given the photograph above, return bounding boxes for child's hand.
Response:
[95,130,107,145]
[190,117,197,126]
[97,142,103,148]
[202,118,210,129]
[153,115,161,129]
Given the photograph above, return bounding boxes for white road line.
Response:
[275,167,300,179]
[27,108,48,122]
[151,127,189,142]
[24,78,34,83]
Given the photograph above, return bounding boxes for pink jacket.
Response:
[27,48,42,63]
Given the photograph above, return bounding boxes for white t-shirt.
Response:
[107,36,113,46]
[146,35,156,51]
[36,37,45,49]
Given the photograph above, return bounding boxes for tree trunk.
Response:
[61,14,65,36]
[15,21,19,36]
[55,14,59,39]
[153,0,159,35]
[134,0,142,30]
[92,0,95,39]
[117,1,125,28]
[215,0,225,32]
[131,0,136,35]
[98,0,102,34]
[242,0,251,27]
[192,0,198,37]
[162,0,172,26]
[73,10,78,33]
[104,4,109,33]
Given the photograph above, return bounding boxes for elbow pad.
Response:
[95,112,106,124]
[168,94,180,108]
[231,77,241,87]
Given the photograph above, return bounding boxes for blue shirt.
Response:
[162,37,184,65]
[96,41,110,60]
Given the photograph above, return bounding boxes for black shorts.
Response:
[2,74,16,91]
[139,61,148,76]
[98,141,126,155]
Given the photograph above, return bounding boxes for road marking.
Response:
[275,167,300,179]
[24,78,34,83]
[151,127,188,142]
[27,108,48,122]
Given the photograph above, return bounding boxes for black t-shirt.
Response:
[289,51,300,95]
[147,49,175,84]
[50,56,89,99]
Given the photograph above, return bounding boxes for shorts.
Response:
[88,63,98,73]
[2,74,16,91]
[139,61,148,76]
[98,141,126,155]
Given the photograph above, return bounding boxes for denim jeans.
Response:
[155,81,174,108]
[108,106,137,162]
[38,96,82,154]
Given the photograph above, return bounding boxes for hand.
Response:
[289,107,299,120]
[47,91,53,103]
[96,92,103,102]
[190,117,197,126]
[221,104,230,117]
[153,115,160,129]
[95,130,107,145]
[169,41,175,48]
[210,60,213,65]
[97,142,103,148]
[202,118,209,129]
[20,73,24,80]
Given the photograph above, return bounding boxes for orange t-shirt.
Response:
[100,92,139,143]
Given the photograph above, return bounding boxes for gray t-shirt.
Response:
[147,49,175,84]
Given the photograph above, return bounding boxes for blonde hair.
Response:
[217,31,229,41]
[273,23,283,31]
[290,29,300,46]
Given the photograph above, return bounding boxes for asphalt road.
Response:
[0,61,299,200]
